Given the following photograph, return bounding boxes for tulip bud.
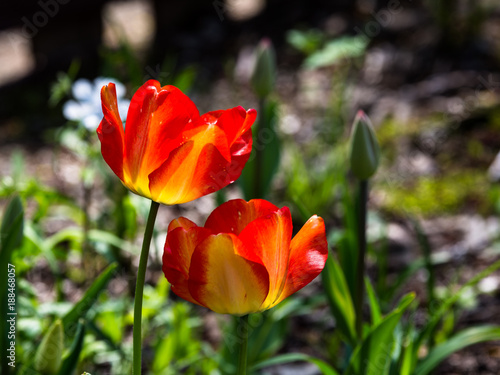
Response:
[35,320,64,374]
[349,110,380,180]
[251,38,276,99]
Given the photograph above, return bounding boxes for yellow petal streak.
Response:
[188,234,269,315]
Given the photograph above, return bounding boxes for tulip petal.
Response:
[225,128,253,182]
[237,207,293,309]
[204,198,279,236]
[123,80,199,195]
[97,83,125,180]
[275,215,328,306]
[148,121,232,204]
[168,216,199,233]
[188,234,270,315]
[163,223,212,306]
[212,107,257,146]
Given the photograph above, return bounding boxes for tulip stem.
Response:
[133,200,160,375]
[253,97,265,198]
[237,314,249,375]
[355,179,368,341]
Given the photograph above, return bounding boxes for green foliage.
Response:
[239,99,281,199]
[285,146,344,219]
[345,293,415,375]
[35,320,64,374]
[49,60,81,107]
[414,326,500,375]
[303,36,368,69]
[151,302,216,374]
[58,320,86,375]
[322,254,356,346]
[287,29,325,55]
[0,196,24,375]
[0,195,24,263]
[383,171,489,216]
[252,353,340,375]
[365,277,382,326]
[287,29,368,69]
[62,263,118,335]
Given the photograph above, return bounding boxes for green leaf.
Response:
[62,263,118,335]
[88,230,137,255]
[57,319,86,375]
[416,258,500,349]
[346,293,415,375]
[399,331,417,375]
[365,277,382,326]
[35,320,64,374]
[239,99,281,199]
[321,253,356,345]
[1,196,24,256]
[304,35,368,69]
[0,196,23,375]
[24,224,58,272]
[286,29,324,55]
[411,217,436,314]
[172,65,197,93]
[414,326,500,375]
[251,353,340,375]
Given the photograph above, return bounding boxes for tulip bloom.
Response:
[97,80,256,205]
[163,199,328,315]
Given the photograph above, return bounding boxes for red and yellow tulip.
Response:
[163,199,328,315]
[97,80,256,205]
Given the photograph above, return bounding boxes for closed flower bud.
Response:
[349,110,380,180]
[251,38,276,99]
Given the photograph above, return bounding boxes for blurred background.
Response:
[1,0,500,374]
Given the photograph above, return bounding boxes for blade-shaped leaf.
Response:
[398,325,418,375]
[0,196,23,375]
[62,263,117,335]
[416,259,500,349]
[57,319,86,375]
[1,196,24,254]
[251,353,340,375]
[321,253,356,345]
[44,228,136,255]
[346,293,415,375]
[415,325,500,375]
[365,276,382,326]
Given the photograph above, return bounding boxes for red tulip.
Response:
[97,80,257,205]
[162,199,328,315]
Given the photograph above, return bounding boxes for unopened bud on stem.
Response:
[251,38,276,99]
[349,110,380,180]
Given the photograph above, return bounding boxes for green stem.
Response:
[133,200,160,375]
[253,97,265,198]
[355,180,368,340]
[237,315,249,375]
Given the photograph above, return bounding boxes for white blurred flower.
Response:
[63,77,130,130]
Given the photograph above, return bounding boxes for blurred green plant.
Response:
[239,39,281,200]
[287,29,368,70]
[16,264,117,374]
[0,196,24,375]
